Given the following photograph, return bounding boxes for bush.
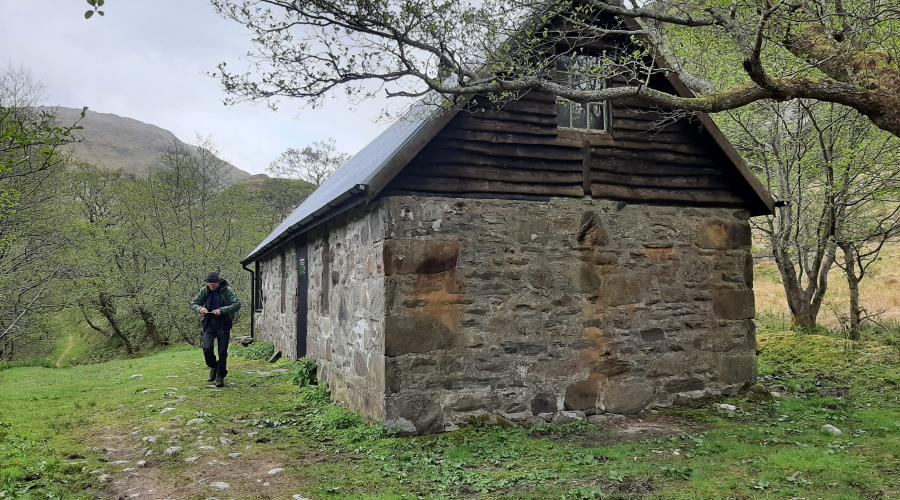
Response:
[291,358,318,387]
[231,340,275,360]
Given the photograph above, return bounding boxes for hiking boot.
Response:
[214,375,225,388]
[208,368,217,382]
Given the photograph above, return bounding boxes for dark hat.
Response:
[206,272,221,283]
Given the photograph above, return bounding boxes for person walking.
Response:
[190,272,241,387]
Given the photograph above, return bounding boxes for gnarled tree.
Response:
[212,0,900,137]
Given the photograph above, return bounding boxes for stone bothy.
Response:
[243,13,775,434]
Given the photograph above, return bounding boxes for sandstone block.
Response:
[697,219,751,249]
[713,289,756,319]
[384,315,455,356]
[602,379,654,414]
[564,378,601,411]
[383,239,459,275]
[717,354,757,384]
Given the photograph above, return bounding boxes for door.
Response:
[294,238,309,358]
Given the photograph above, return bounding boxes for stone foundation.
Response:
[255,195,757,433]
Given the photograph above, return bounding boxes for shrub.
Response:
[291,357,318,387]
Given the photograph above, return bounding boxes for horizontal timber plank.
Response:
[459,109,559,127]
[590,148,718,166]
[592,140,707,155]
[590,171,730,189]
[590,159,723,176]
[590,184,748,205]
[391,175,585,197]
[403,164,583,184]
[414,149,583,172]
[429,139,584,161]
[448,117,558,137]
[440,129,585,147]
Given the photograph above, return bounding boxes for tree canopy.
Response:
[212,0,900,136]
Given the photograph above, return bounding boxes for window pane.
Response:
[571,103,588,129]
[588,103,605,131]
[556,101,571,127]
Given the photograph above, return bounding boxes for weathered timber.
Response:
[590,148,719,166]
[590,160,723,177]
[448,117,557,136]
[391,175,585,197]
[405,164,583,184]
[459,109,558,127]
[414,149,583,172]
[590,183,747,204]
[429,139,583,162]
[589,171,730,189]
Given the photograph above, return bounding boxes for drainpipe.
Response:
[241,261,255,339]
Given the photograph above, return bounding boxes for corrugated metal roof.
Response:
[243,99,455,263]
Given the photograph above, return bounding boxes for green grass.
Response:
[1,333,898,499]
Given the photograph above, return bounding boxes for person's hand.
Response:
[212,309,221,316]
[199,307,209,316]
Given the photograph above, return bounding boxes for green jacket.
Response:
[190,282,241,319]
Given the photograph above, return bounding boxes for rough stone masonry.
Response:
[256,194,757,434]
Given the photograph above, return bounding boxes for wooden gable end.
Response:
[384,84,760,209]
[380,13,768,213]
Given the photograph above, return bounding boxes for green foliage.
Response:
[2,331,898,498]
[290,357,318,387]
[231,340,275,361]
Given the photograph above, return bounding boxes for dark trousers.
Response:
[202,329,230,377]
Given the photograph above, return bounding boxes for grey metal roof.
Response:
[243,99,458,263]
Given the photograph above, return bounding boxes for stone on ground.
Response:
[822,424,842,436]
[208,481,230,490]
[163,446,182,456]
[267,467,284,476]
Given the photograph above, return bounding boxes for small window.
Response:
[556,56,608,132]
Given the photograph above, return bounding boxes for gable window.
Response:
[555,55,608,132]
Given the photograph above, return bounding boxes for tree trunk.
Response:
[773,245,834,330]
[138,307,165,345]
[96,293,134,355]
[840,243,863,340]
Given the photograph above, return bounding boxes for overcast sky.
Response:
[1,0,399,175]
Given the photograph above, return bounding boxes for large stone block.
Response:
[385,393,445,434]
[599,271,652,306]
[384,239,459,275]
[717,354,757,384]
[697,219,751,249]
[602,378,655,413]
[564,378,601,410]
[713,289,756,319]
[384,315,455,356]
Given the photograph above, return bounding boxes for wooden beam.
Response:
[391,175,585,197]
[590,184,748,205]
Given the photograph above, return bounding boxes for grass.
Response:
[1,333,898,499]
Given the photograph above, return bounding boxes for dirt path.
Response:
[56,334,74,368]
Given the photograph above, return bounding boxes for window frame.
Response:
[555,55,609,133]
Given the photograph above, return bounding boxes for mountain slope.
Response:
[47,106,251,184]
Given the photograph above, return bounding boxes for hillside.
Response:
[46,106,252,184]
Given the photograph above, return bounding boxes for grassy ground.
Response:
[1,332,898,499]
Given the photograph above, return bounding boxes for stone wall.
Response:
[380,195,756,433]
[254,245,300,358]
[305,203,389,421]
